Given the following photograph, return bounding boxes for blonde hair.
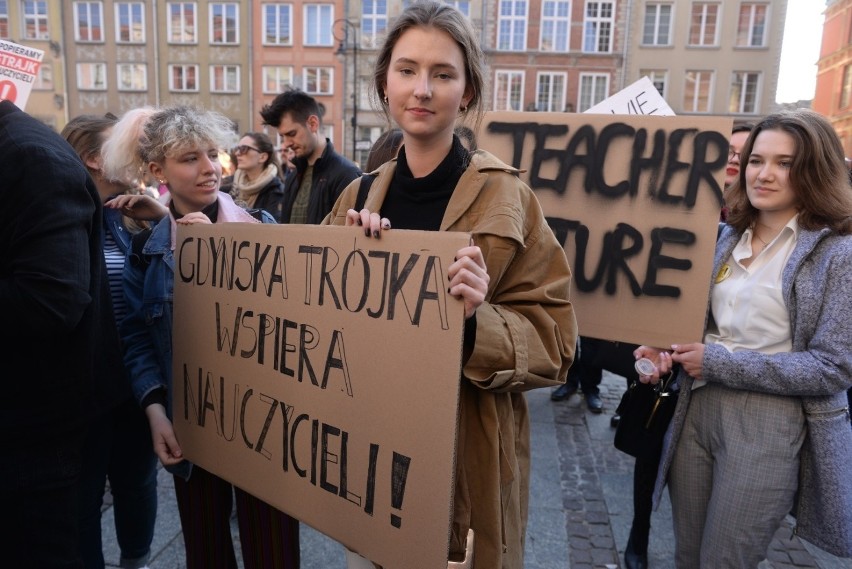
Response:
[102,106,237,184]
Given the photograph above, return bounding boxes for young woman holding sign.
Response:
[635,109,852,567]
[104,106,301,569]
[323,2,578,567]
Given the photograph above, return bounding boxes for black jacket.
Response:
[0,101,126,451]
[252,175,288,223]
[282,139,360,224]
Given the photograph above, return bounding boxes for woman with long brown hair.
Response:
[636,109,852,567]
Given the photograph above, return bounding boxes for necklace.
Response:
[754,231,769,247]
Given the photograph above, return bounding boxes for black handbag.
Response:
[614,371,679,459]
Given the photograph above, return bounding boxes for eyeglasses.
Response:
[728,148,741,161]
[234,145,261,155]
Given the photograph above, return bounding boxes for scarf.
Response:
[232,164,279,208]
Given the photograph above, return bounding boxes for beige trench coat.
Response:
[325,150,577,568]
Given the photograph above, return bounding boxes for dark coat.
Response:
[0,100,125,452]
[282,139,360,224]
[251,175,287,223]
[327,151,577,568]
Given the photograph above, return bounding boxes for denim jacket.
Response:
[103,204,132,254]
[120,193,273,478]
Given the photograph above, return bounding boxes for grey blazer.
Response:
[653,223,852,557]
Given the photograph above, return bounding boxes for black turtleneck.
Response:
[380,135,469,231]
[380,135,477,353]
[169,198,219,222]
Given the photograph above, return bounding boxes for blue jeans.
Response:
[78,398,158,569]
[0,435,85,568]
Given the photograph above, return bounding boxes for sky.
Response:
[776,0,825,103]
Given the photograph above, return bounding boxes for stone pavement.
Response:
[99,372,852,568]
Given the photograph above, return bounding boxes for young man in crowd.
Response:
[260,89,360,224]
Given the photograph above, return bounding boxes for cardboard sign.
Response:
[585,76,675,116]
[0,40,43,110]
[477,112,732,347]
[172,223,468,569]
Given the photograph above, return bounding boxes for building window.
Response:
[578,73,609,111]
[167,2,196,43]
[211,64,239,93]
[540,1,570,52]
[445,1,470,17]
[33,62,52,90]
[683,70,713,112]
[263,4,292,45]
[23,1,50,40]
[498,1,528,51]
[0,1,8,39]
[169,64,199,92]
[77,62,107,90]
[304,67,333,95]
[362,1,387,47]
[304,4,333,47]
[729,71,760,113]
[642,3,672,46]
[737,3,768,47]
[688,2,719,46]
[210,3,238,44]
[117,63,146,91]
[536,72,567,112]
[639,69,668,98]
[841,65,852,109]
[494,70,524,111]
[74,2,104,42]
[116,3,145,43]
[263,66,294,94]
[584,1,614,53]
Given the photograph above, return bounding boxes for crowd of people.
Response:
[2,1,851,568]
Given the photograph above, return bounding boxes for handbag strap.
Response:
[354,174,376,212]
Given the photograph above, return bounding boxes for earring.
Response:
[383,96,389,104]
[158,179,166,185]
[460,104,467,112]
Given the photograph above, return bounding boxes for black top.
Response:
[170,198,220,222]
[378,135,476,352]
[282,139,360,224]
[381,135,469,231]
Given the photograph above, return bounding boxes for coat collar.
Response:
[363,149,521,231]
[293,137,335,173]
[712,223,832,329]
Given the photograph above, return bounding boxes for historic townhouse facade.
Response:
[481,0,623,114]
[16,1,789,150]
[814,0,852,154]
[625,0,787,117]
[0,0,66,128]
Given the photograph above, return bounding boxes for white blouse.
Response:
[696,216,800,388]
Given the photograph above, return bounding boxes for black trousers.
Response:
[0,434,85,568]
[576,337,660,553]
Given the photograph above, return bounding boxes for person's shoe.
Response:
[551,383,578,401]
[610,413,620,428]
[585,393,604,413]
[624,535,648,569]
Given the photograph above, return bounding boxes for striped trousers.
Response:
[174,465,300,569]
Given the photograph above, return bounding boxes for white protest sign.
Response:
[585,76,675,116]
[0,40,43,111]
